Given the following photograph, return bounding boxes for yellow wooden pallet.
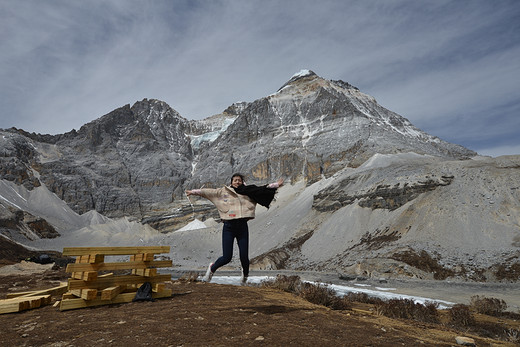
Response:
[60,246,173,311]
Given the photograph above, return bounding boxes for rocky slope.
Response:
[245,153,520,282]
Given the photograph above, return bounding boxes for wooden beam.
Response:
[72,271,98,281]
[153,283,165,292]
[70,288,98,300]
[62,293,76,300]
[100,286,123,300]
[0,300,25,314]
[132,268,157,277]
[59,289,172,311]
[67,274,171,290]
[81,289,97,301]
[65,260,172,273]
[6,283,68,299]
[62,246,170,256]
[0,295,51,314]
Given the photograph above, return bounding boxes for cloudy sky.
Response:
[1,0,519,156]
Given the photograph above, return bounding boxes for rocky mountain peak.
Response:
[131,98,186,125]
[284,69,318,84]
[275,69,324,96]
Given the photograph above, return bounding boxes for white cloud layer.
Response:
[1,0,519,155]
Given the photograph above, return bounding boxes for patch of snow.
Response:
[269,84,292,97]
[189,117,237,150]
[328,283,454,309]
[211,276,454,308]
[291,69,312,78]
[177,219,207,231]
[0,193,23,210]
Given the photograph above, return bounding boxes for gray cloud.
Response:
[1,0,519,156]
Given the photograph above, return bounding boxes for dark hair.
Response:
[230,173,245,185]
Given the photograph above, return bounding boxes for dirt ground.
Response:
[1,266,518,347]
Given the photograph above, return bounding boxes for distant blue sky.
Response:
[1,0,519,156]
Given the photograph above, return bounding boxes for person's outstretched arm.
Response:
[267,178,284,189]
[185,189,201,196]
[186,188,221,200]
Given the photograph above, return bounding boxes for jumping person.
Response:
[185,174,284,284]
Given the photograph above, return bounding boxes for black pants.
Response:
[210,219,249,277]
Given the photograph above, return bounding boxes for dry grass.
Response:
[260,276,519,343]
[299,282,351,310]
[391,249,455,280]
[469,295,507,316]
[374,299,439,323]
[447,300,520,342]
[449,304,475,327]
[494,262,520,281]
[260,274,351,310]
[342,291,384,305]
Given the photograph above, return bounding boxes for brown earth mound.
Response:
[1,268,517,347]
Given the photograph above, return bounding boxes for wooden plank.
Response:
[70,289,83,298]
[82,271,98,281]
[1,295,51,304]
[59,289,173,311]
[70,273,115,297]
[89,254,105,263]
[80,289,97,301]
[100,286,123,300]
[66,260,172,273]
[70,289,97,300]
[6,283,68,299]
[0,300,23,314]
[153,283,165,292]
[72,255,86,281]
[68,274,171,290]
[130,253,155,261]
[62,246,170,256]
[72,271,98,281]
[132,268,157,277]
[72,272,84,280]
[28,297,42,309]
[0,295,52,314]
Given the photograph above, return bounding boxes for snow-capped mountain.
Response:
[2,70,519,283]
[189,70,474,188]
[0,70,474,219]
